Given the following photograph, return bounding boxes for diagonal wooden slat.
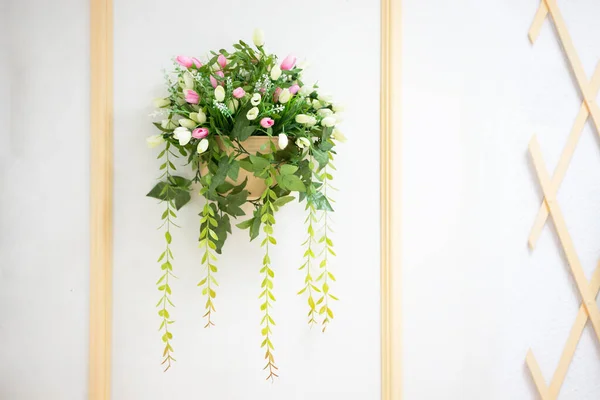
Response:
[528,137,600,343]
[528,63,600,249]
[528,1,548,44]
[526,263,600,399]
[542,0,600,132]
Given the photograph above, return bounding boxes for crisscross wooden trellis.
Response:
[526,1,600,398]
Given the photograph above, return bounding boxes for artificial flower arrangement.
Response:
[146,29,346,380]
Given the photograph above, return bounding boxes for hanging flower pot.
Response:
[145,28,346,380]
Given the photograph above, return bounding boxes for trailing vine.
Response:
[198,202,219,328]
[316,155,338,332]
[259,173,279,381]
[154,141,179,371]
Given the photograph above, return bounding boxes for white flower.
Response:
[278,88,291,104]
[317,108,333,118]
[278,133,288,149]
[332,128,347,143]
[246,106,259,120]
[251,93,262,106]
[311,99,322,109]
[161,119,177,130]
[227,99,239,113]
[189,110,207,124]
[197,138,209,154]
[253,28,265,47]
[333,113,344,123]
[146,134,164,148]
[173,127,192,146]
[179,118,196,129]
[295,114,310,124]
[296,137,311,149]
[318,93,333,104]
[306,116,317,126]
[214,86,225,102]
[153,98,170,108]
[333,103,345,113]
[270,65,282,81]
[321,116,336,127]
[183,72,195,89]
[299,85,313,97]
[298,60,310,70]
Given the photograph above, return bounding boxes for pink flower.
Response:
[273,87,282,102]
[184,89,199,104]
[176,56,194,68]
[210,71,225,88]
[280,54,296,70]
[260,118,275,128]
[192,57,202,68]
[217,54,227,68]
[232,87,246,99]
[192,127,209,139]
[289,84,300,95]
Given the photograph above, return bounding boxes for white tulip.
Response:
[179,118,196,129]
[317,108,333,118]
[306,116,317,126]
[299,85,313,97]
[146,134,164,148]
[227,99,239,113]
[189,110,207,124]
[214,86,225,102]
[298,60,310,70]
[312,99,322,109]
[333,103,345,113]
[270,65,282,81]
[253,28,265,47]
[153,98,170,108]
[161,119,177,130]
[318,93,333,104]
[246,106,259,120]
[197,138,209,154]
[278,88,291,104]
[278,133,289,149]
[183,72,195,89]
[251,93,262,106]
[295,114,311,124]
[333,113,344,123]
[295,137,311,149]
[332,128,347,143]
[321,116,336,127]
[173,127,192,146]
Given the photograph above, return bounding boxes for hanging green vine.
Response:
[258,172,279,381]
[316,155,338,332]
[198,202,219,328]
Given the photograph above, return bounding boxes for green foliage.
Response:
[198,202,219,328]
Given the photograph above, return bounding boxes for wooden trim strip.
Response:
[89,0,113,398]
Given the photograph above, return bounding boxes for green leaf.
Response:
[250,213,262,241]
[279,165,298,175]
[312,148,328,170]
[310,192,334,212]
[228,160,240,181]
[273,195,295,208]
[249,155,270,171]
[147,182,169,200]
[236,218,254,230]
[276,174,306,192]
[173,190,191,210]
[209,157,231,192]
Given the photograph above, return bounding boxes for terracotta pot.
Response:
[203,136,277,199]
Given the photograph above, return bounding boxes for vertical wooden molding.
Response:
[381,0,402,399]
[90,0,113,399]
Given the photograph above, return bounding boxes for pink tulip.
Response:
[210,71,224,88]
[232,87,246,99]
[176,56,194,68]
[192,127,209,139]
[289,84,300,95]
[192,57,202,68]
[280,54,296,70]
[273,87,282,102]
[260,118,275,128]
[184,89,200,104]
[217,54,227,68]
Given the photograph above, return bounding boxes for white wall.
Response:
[0,0,90,399]
[112,1,380,399]
[402,0,600,398]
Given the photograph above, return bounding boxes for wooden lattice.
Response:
[526,1,600,399]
